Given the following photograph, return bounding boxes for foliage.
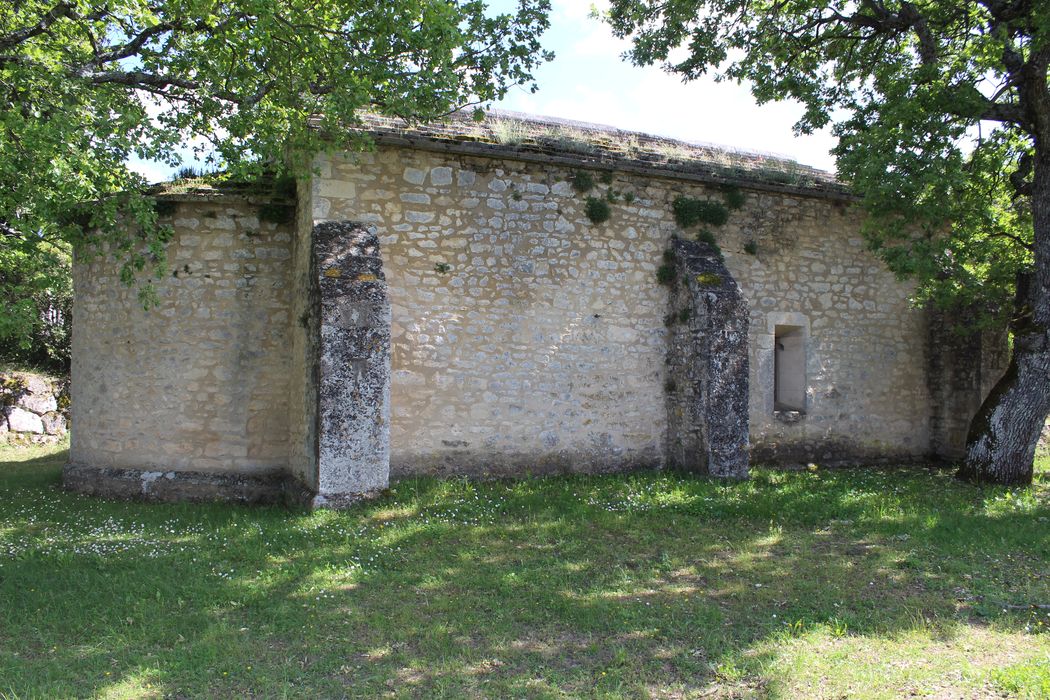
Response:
[603,0,1045,322]
[743,240,758,256]
[571,170,595,193]
[584,196,611,224]
[0,0,552,328]
[656,262,676,286]
[696,229,718,247]
[721,185,746,211]
[673,196,729,228]
[0,241,72,372]
[0,444,1047,697]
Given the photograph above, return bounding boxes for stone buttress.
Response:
[309,222,392,506]
[664,237,750,478]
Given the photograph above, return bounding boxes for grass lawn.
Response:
[0,444,1047,699]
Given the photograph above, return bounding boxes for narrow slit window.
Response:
[774,325,806,412]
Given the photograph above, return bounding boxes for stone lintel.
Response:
[311,221,391,506]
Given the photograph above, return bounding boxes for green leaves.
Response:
[0,0,552,326]
[604,0,1044,320]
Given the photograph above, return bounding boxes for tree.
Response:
[604,0,1050,485]
[1,0,551,307]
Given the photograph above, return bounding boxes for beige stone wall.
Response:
[313,146,932,473]
[70,197,294,474]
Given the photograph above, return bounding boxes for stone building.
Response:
[63,111,1007,505]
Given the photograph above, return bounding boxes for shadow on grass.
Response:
[0,452,1047,697]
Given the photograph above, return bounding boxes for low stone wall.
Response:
[1,372,68,444]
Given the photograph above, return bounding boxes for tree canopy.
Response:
[605,0,1050,483]
[0,0,551,327]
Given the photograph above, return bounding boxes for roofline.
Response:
[370,130,858,203]
[341,109,857,203]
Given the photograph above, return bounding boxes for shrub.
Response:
[584,197,611,224]
[571,171,595,193]
[656,263,676,286]
[721,185,746,210]
[673,196,729,228]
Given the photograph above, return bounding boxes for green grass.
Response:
[1,444,1048,699]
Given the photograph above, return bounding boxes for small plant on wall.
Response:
[571,171,595,193]
[671,185,748,253]
[673,197,728,228]
[569,169,636,227]
[585,197,611,224]
[656,249,676,286]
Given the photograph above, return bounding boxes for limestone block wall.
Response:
[313,145,932,473]
[70,196,294,475]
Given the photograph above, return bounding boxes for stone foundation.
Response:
[63,463,310,505]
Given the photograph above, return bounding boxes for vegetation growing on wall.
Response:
[584,197,612,225]
[656,250,676,286]
[672,197,729,229]
[571,171,595,193]
[669,185,750,257]
[571,170,638,227]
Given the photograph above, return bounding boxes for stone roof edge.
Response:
[151,189,295,205]
[367,130,859,203]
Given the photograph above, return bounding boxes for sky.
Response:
[129,0,839,182]
[490,0,838,171]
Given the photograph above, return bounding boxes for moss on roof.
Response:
[149,172,296,202]
[356,110,848,198]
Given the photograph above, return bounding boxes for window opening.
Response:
[774,325,806,412]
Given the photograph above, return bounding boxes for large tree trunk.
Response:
[958,129,1050,486]
[957,314,1050,485]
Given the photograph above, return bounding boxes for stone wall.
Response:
[69,195,295,478]
[66,136,984,503]
[926,307,1010,461]
[312,145,933,473]
[1,372,68,444]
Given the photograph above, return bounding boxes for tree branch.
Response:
[0,2,75,51]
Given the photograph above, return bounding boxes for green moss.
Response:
[434,263,452,274]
